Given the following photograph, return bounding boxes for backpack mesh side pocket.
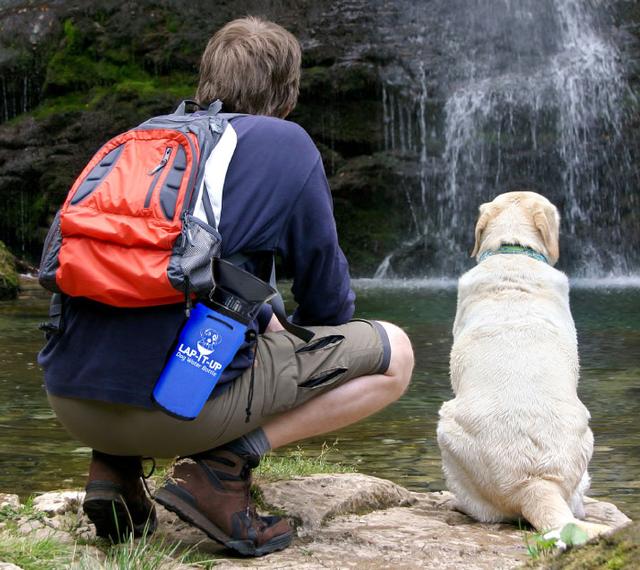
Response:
[171,215,222,295]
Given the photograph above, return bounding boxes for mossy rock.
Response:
[528,521,639,569]
[0,241,19,300]
[330,153,415,275]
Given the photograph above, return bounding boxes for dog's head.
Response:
[470,191,560,265]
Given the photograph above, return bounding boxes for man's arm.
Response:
[277,157,355,326]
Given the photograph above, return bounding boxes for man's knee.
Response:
[377,321,414,398]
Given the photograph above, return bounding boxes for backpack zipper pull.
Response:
[180,212,194,247]
[148,147,173,175]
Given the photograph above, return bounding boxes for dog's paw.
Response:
[577,521,614,540]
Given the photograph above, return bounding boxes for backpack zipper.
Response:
[144,147,173,208]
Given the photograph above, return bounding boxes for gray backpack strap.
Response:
[174,99,223,116]
[219,112,247,120]
[173,100,203,115]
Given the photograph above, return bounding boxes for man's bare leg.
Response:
[263,322,414,449]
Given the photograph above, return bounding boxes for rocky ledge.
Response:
[0,474,633,569]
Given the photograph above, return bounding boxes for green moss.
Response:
[44,49,150,95]
[32,73,195,121]
[30,92,93,119]
[606,550,626,570]
[43,17,165,97]
[0,241,19,301]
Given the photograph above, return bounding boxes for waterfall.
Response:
[378,0,637,278]
[0,69,41,124]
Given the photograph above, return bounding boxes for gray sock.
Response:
[223,427,271,460]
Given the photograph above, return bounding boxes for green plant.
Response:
[524,530,559,560]
[96,530,219,569]
[523,522,589,560]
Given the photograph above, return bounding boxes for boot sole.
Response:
[155,484,292,556]
[83,489,157,542]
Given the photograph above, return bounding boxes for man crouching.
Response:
[39,16,414,556]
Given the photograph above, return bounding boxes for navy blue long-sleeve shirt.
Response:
[38,115,355,408]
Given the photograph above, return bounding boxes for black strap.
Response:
[267,259,314,342]
[39,293,64,335]
[225,252,314,342]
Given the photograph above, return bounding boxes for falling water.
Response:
[378,0,638,277]
[0,70,41,124]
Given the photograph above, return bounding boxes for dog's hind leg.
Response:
[518,479,611,539]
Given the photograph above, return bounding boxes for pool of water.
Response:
[1,278,638,519]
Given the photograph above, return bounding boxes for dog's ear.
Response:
[471,203,492,257]
[532,203,560,264]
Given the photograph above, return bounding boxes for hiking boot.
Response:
[82,451,157,542]
[155,449,292,556]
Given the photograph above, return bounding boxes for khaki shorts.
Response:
[48,319,390,457]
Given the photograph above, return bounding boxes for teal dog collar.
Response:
[478,244,549,265]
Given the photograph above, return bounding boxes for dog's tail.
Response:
[518,479,612,539]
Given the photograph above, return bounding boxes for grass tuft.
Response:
[524,530,559,560]
[255,441,356,482]
[0,533,75,570]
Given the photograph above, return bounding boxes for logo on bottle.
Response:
[176,326,224,375]
[197,328,222,356]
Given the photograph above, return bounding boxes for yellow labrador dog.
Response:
[437,191,610,538]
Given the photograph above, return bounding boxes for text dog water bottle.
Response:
[153,258,277,420]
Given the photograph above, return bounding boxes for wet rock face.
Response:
[0,0,390,274]
[0,0,639,276]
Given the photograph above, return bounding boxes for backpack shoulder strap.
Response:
[193,116,239,229]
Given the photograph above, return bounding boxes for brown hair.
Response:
[195,17,301,118]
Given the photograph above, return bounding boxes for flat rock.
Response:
[154,474,632,569]
[260,473,417,531]
[3,475,632,569]
[0,563,24,570]
[0,494,20,510]
[32,490,85,516]
[583,496,632,528]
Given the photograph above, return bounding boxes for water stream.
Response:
[1,279,638,519]
[378,0,639,277]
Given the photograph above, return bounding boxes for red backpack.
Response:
[39,100,232,307]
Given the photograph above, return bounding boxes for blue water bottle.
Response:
[152,258,277,420]
[152,302,248,419]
